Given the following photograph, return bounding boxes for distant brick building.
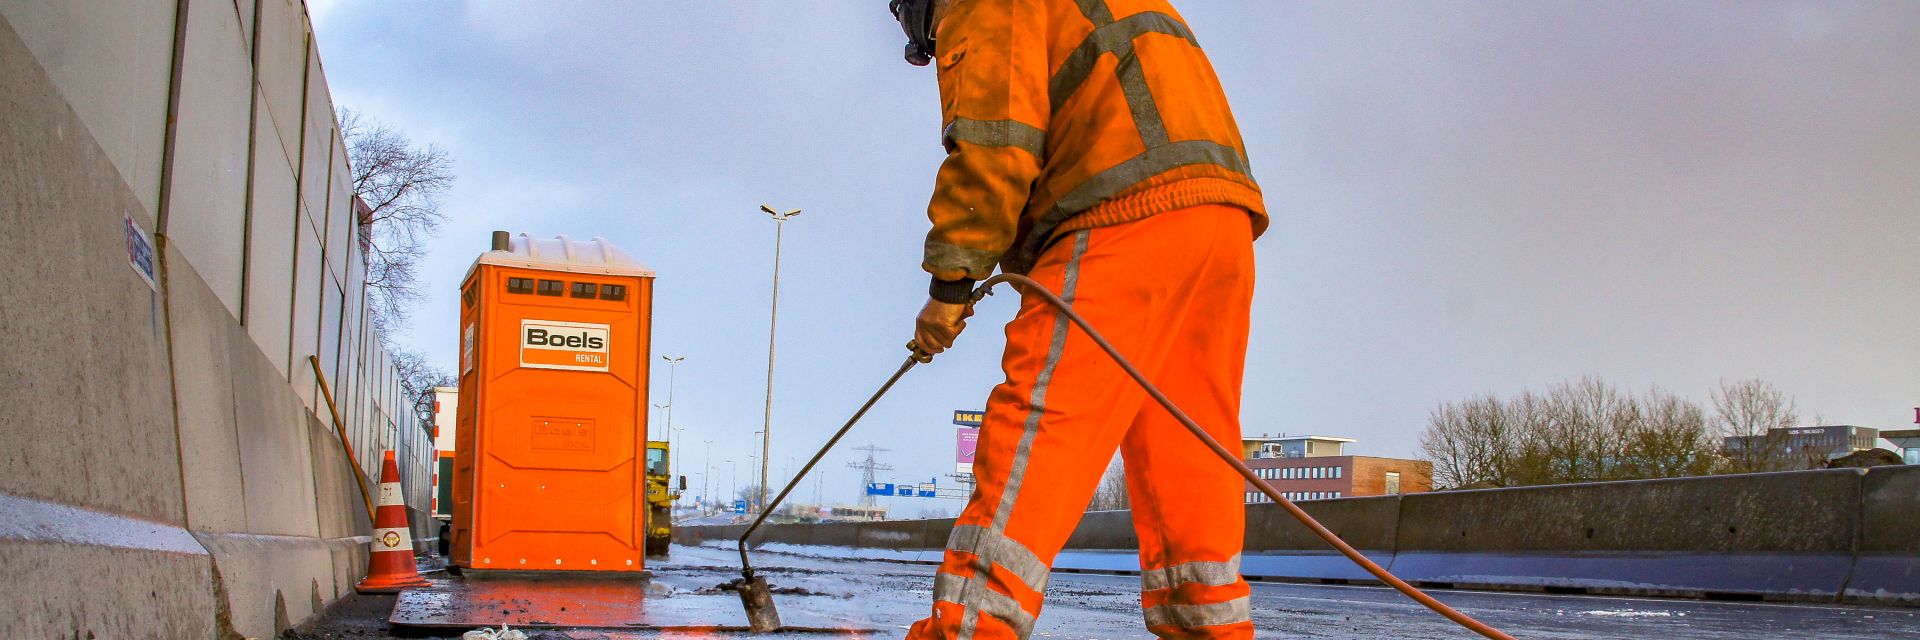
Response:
[1238,435,1432,504]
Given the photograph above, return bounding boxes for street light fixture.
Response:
[660,355,685,504]
[755,204,800,515]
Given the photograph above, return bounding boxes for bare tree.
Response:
[736,484,765,508]
[339,108,453,335]
[1419,401,1473,489]
[1422,379,1722,488]
[1712,378,1800,473]
[1507,380,1631,485]
[1088,456,1130,511]
[1419,394,1515,489]
[393,347,457,400]
[1619,387,1717,479]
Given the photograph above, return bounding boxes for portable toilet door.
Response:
[451,232,654,573]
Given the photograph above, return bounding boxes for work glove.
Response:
[913,297,972,357]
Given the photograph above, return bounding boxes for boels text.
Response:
[525,328,606,350]
[518,319,612,372]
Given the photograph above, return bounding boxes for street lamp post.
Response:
[671,426,684,505]
[660,354,685,504]
[703,439,714,514]
[755,204,799,515]
[749,449,760,511]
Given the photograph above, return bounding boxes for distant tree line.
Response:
[1089,457,1130,511]
[1419,378,1808,489]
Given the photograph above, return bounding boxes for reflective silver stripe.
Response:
[991,230,1090,531]
[1113,39,1167,147]
[1048,12,1198,115]
[962,231,1087,640]
[925,240,1004,278]
[944,118,1047,157]
[1010,140,1250,273]
[1142,596,1253,629]
[937,571,1038,639]
[1140,555,1242,592]
[947,524,1051,593]
[1071,0,1113,24]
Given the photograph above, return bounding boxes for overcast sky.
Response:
[309,1,1919,511]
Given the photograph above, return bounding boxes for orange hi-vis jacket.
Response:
[922,0,1266,301]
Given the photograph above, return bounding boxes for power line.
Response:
[847,445,893,508]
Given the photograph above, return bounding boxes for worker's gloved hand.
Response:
[913,297,972,356]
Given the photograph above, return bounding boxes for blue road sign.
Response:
[895,485,914,496]
[917,488,937,497]
[866,482,894,496]
[733,499,747,514]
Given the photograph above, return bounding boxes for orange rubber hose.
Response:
[979,273,1517,640]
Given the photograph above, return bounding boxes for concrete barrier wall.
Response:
[1392,469,1863,599]
[686,466,1920,605]
[1847,464,1920,605]
[1,1,437,637]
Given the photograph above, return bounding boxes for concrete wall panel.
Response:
[1845,464,1920,605]
[297,44,334,232]
[1395,470,1862,553]
[244,93,298,376]
[1063,510,1137,550]
[0,1,175,220]
[318,274,344,388]
[232,325,323,537]
[234,0,256,49]
[858,519,927,550]
[165,244,248,533]
[253,0,306,162]
[1391,470,1865,598]
[0,537,214,638]
[161,0,252,315]
[1245,496,1398,552]
[325,133,351,283]
[0,16,183,522]
[289,220,323,409]
[310,411,371,540]
[194,531,336,638]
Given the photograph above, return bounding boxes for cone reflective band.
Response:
[357,450,430,593]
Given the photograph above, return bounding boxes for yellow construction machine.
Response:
[645,440,682,556]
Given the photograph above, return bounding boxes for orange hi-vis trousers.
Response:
[907,204,1257,640]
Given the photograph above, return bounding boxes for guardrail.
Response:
[677,465,1919,606]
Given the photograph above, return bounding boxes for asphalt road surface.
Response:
[291,544,1920,639]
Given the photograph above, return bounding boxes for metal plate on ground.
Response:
[388,573,881,633]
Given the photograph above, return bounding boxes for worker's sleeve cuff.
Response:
[929,277,977,305]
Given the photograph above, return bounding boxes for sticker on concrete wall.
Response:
[519,319,610,372]
[124,213,155,290]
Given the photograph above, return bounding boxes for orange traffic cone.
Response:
[356,450,431,593]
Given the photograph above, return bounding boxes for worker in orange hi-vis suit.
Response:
[889,0,1267,638]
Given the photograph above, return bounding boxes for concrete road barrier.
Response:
[683,466,1920,606]
[1845,465,1920,605]
[1243,496,1400,583]
[1391,469,1864,599]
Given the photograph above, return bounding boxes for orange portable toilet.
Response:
[451,231,654,573]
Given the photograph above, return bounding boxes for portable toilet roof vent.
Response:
[470,232,654,278]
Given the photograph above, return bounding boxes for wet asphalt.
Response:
[290,543,1920,639]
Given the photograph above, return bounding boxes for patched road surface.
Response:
[289,544,1920,638]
